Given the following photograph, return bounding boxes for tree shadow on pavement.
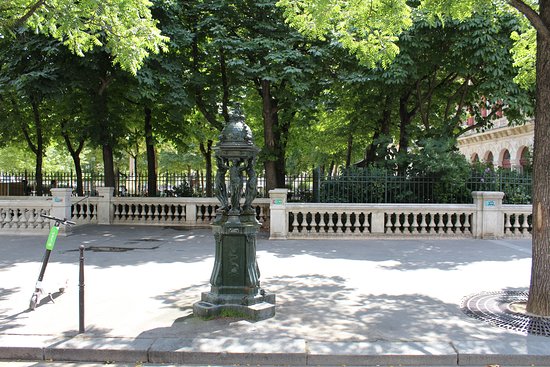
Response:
[258,238,531,271]
[137,273,539,344]
[0,226,216,270]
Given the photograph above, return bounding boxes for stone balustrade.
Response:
[0,187,533,239]
[269,189,530,240]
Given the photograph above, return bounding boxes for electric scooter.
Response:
[28,214,76,311]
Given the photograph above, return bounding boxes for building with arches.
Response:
[457,117,533,171]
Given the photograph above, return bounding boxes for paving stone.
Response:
[149,337,307,365]
[0,334,67,361]
[454,340,550,366]
[43,336,154,363]
[307,341,458,366]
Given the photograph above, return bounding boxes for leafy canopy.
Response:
[1,0,169,74]
[277,0,538,78]
[277,0,412,67]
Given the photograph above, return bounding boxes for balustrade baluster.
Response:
[112,204,118,221]
[444,212,452,233]
[335,212,343,233]
[120,204,128,222]
[504,214,512,235]
[312,212,320,233]
[512,214,521,235]
[410,213,418,234]
[30,208,37,228]
[346,212,354,234]
[428,213,437,233]
[146,204,153,221]
[386,212,394,234]
[156,204,163,223]
[463,213,471,234]
[305,212,312,234]
[297,212,305,233]
[398,212,406,234]
[418,213,426,234]
[3,209,8,228]
[364,212,371,233]
[12,209,20,228]
[206,205,211,222]
[521,214,530,235]
[438,212,445,233]
[289,212,297,234]
[523,214,532,234]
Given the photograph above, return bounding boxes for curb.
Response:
[2,336,550,365]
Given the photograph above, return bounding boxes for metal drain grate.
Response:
[461,290,550,337]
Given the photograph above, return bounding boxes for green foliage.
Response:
[320,163,532,204]
[320,166,389,203]
[277,0,411,67]
[468,163,532,204]
[1,0,169,74]
[511,26,536,90]
[172,181,194,197]
[0,145,35,171]
[404,139,472,203]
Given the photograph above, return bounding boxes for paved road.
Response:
[0,224,548,365]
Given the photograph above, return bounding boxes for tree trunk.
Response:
[144,106,158,197]
[74,155,84,196]
[95,55,115,190]
[526,0,550,316]
[261,79,285,191]
[61,120,86,197]
[31,98,44,196]
[398,94,414,174]
[102,144,116,189]
[398,95,411,157]
[345,129,353,168]
[364,100,392,166]
[200,140,213,197]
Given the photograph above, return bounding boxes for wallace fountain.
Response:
[193,106,276,320]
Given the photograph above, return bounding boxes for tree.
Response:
[0,30,67,195]
[0,0,168,74]
[279,0,550,316]
[223,0,328,191]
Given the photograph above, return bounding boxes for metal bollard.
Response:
[79,245,85,334]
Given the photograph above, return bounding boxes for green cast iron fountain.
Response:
[193,106,276,320]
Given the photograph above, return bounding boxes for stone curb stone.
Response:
[0,335,64,361]
[454,340,550,366]
[43,336,154,363]
[306,341,458,366]
[149,337,307,365]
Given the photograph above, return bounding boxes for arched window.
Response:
[471,153,479,163]
[485,151,494,166]
[518,146,531,172]
[501,149,511,169]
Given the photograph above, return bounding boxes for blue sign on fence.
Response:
[485,200,496,207]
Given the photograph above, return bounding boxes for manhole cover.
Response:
[461,290,550,337]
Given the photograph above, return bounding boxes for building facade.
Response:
[457,117,533,171]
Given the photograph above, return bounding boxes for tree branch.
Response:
[508,0,550,41]
[14,0,46,28]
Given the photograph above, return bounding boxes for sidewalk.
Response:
[0,224,548,366]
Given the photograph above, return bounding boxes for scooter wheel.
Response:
[29,294,38,310]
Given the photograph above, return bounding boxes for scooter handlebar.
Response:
[40,214,76,226]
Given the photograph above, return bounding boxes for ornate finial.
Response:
[228,103,245,123]
[219,103,253,145]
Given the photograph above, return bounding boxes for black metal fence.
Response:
[317,171,532,204]
[0,169,532,204]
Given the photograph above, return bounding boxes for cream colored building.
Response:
[457,117,533,171]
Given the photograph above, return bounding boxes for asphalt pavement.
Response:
[0,224,548,366]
